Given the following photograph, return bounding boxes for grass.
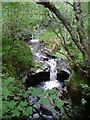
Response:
[40,27,56,42]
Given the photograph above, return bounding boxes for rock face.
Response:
[21,39,89,120]
[25,39,70,86]
[24,40,73,119]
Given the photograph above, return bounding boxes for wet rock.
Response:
[57,71,70,82]
[40,104,60,119]
[33,102,41,111]
[63,86,68,93]
[26,72,50,87]
[39,114,53,120]
[33,113,40,119]
[57,58,71,75]
[22,74,28,83]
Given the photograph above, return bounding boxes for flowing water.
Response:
[46,59,57,81]
[44,59,62,90]
[28,39,40,52]
[27,39,63,90]
[26,38,90,119]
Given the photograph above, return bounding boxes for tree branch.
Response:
[64,2,74,8]
[35,1,89,66]
[34,0,89,74]
[48,12,75,61]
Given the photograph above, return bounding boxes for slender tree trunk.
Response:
[36,1,89,66]
[64,0,67,42]
[87,1,90,79]
[71,5,73,26]
[36,1,90,78]
[73,1,89,65]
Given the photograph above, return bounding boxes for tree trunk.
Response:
[71,5,73,26]
[73,1,89,65]
[64,0,67,42]
[36,2,88,65]
[36,1,90,78]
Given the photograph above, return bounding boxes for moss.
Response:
[40,28,56,42]
[31,62,44,73]
[40,28,61,54]
[2,40,34,77]
[69,71,83,87]
[68,70,90,99]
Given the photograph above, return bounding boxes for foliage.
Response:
[2,2,49,41]
[39,98,50,105]
[2,1,90,119]
[37,1,90,82]
[40,28,61,54]
[2,73,64,119]
[64,80,70,86]
[40,28,56,42]
[2,40,34,77]
[2,74,34,119]
[81,98,87,105]
[67,71,90,104]
[54,99,64,108]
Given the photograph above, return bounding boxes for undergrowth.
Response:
[2,40,34,77]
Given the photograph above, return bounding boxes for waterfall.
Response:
[43,59,62,90]
[46,59,57,81]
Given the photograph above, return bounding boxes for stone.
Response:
[33,113,40,119]
[40,104,60,119]
[33,102,41,110]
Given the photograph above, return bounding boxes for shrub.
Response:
[2,40,34,77]
[2,74,64,119]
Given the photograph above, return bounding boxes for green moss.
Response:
[2,40,34,77]
[69,71,89,89]
[31,62,43,72]
[40,28,61,54]
[40,28,56,42]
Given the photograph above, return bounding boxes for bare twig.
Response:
[64,2,74,8]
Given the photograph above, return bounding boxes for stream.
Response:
[22,37,90,119]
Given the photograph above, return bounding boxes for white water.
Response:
[46,59,57,81]
[28,39,62,90]
[43,80,62,90]
[44,59,62,90]
[30,39,39,43]
[28,39,39,52]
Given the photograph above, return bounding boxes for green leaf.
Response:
[86,92,90,96]
[12,108,20,117]
[50,94,56,100]
[24,107,32,116]
[19,101,27,107]
[14,96,19,100]
[3,77,14,86]
[31,88,44,97]
[47,89,56,95]
[54,99,64,108]
[39,98,50,105]
[7,101,17,109]
[81,98,87,105]
[27,87,35,93]
[23,92,28,98]
[2,102,8,115]
[3,115,12,119]
[64,80,70,86]
[2,87,10,98]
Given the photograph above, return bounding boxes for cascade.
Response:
[46,59,57,81]
[44,59,61,90]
